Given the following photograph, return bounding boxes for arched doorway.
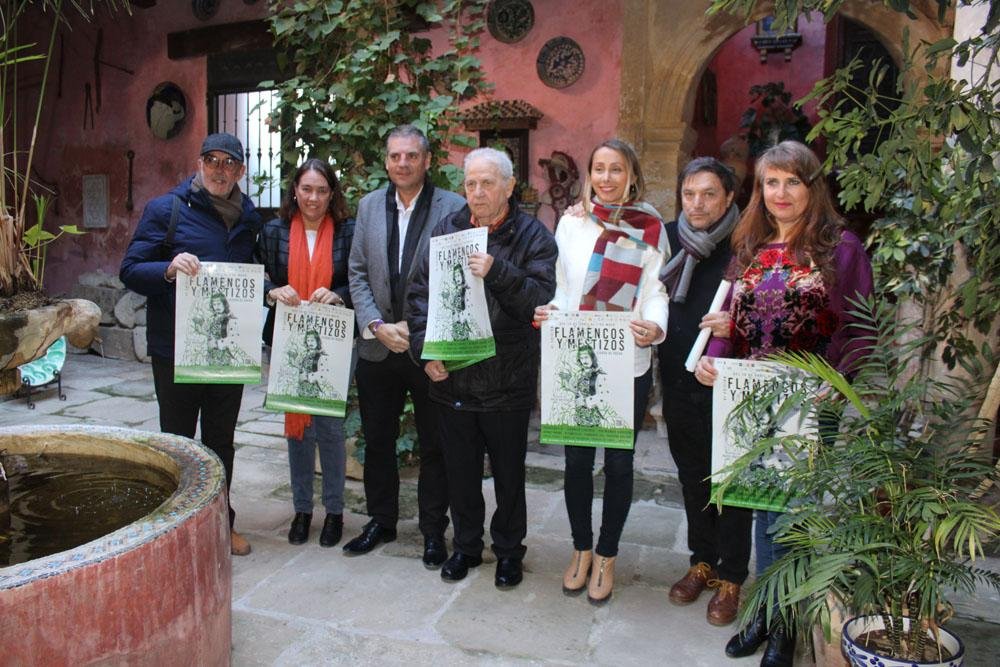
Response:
[617,0,947,219]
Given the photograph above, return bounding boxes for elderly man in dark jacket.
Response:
[408,147,557,589]
[120,132,260,556]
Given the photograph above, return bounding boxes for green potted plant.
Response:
[0,1,121,393]
[716,297,1000,665]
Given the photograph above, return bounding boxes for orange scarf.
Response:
[285,212,335,440]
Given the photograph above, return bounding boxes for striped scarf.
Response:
[579,200,667,311]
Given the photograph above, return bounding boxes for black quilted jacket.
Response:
[254,216,355,345]
[407,203,557,411]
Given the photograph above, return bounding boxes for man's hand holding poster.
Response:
[422,226,495,370]
[540,310,634,449]
[174,262,263,384]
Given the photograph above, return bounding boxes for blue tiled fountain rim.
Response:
[0,424,226,590]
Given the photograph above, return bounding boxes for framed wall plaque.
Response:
[537,37,585,89]
[82,174,109,229]
[487,0,534,44]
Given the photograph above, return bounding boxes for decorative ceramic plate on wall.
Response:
[487,0,534,44]
[537,37,585,89]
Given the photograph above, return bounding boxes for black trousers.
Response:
[564,369,653,557]
[663,383,753,584]
[355,353,448,536]
[151,356,243,527]
[433,404,530,560]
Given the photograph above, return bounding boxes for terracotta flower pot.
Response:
[0,298,100,394]
[841,615,965,667]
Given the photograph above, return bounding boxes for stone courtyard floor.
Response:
[2,352,998,666]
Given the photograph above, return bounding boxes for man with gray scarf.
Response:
[121,132,260,557]
[658,157,751,626]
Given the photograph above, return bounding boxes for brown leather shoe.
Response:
[230,530,251,556]
[707,580,741,626]
[562,549,592,594]
[587,555,616,605]
[668,562,718,605]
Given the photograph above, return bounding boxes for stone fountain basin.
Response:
[0,425,231,666]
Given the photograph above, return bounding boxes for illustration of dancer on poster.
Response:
[423,226,495,370]
[265,301,354,418]
[540,310,634,448]
[174,262,263,383]
[709,358,814,512]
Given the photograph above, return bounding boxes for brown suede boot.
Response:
[562,549,592,595]
[668,562,718,605]
[230,530,251,556]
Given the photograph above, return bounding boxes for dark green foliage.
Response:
[709,0,1000,367]
[714,297,1000,660]
[263,0,491,206]
[739,81,812,157]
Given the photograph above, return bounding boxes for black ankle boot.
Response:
[760,618,794,667]
[725,606,768,658]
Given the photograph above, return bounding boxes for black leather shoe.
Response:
[422,535,448,569]
[288,512,312,545]
[494,557,523,589]
[440,551,482,582]
[760,619,795,667]
[725,606,768,658]
[342,519,396,555]
[319,514,343,548]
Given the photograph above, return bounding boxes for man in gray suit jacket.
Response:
[345,125,466,567]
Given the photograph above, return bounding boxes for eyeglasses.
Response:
[202,154,242,173]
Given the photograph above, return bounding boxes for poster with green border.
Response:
[422,226,495,369]
[174,262,263,384]
[264,301,354,418]
[539,311,635,449]
[710,358,813,512]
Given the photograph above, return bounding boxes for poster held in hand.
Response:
[174,262,264,384]
[265,301,354,418]
[422,226,495,370]
[709,358,814,511]
[540,310,635,449]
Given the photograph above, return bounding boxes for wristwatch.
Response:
[369,319,385,334]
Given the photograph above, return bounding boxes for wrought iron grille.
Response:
[211,89,282,212]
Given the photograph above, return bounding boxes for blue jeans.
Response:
[288,416,346,515]
[754,510,790,576]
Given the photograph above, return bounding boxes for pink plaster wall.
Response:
[30,2,266,296]
[691,13,829,159]
[33,1,621,294]
[454,0,624,229]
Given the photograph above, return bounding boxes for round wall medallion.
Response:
[487,0,534,44]
[536,37,585,89]
[192,0,219,21]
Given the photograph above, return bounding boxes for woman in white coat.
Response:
[534,139,668,604]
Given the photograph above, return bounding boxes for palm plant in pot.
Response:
[715,297,1000,666]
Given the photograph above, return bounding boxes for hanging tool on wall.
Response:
[57,34,64,99]
[125,150,135,212]
[83,83,95,130]
[90,28,135,115]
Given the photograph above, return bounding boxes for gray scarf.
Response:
[192,173,244,230]
[660,203,739,303]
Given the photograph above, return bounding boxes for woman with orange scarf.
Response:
[256,159,355,548]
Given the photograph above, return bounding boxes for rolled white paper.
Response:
[684,279,732,373]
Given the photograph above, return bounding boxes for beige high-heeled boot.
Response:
[562,549,592,594]
[587,555,616,605]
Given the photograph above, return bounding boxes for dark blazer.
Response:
[254,216,355,346]
[348,184,466,363]
[119,176,261,359]
[407,203,558,411]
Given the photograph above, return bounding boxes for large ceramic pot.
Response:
[0,298,100,394]
[841,615,965,667]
